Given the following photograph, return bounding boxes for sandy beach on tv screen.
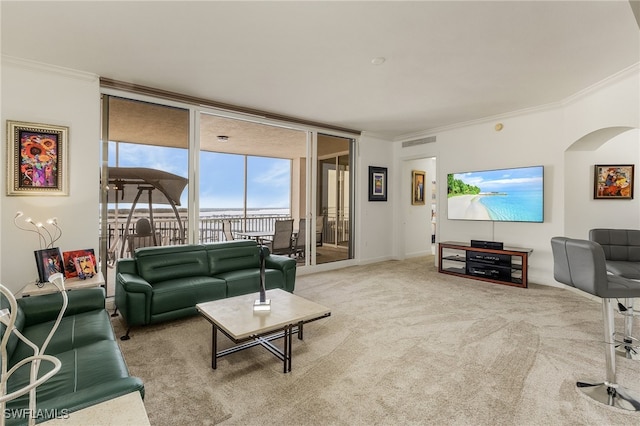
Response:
[448,194,491,220]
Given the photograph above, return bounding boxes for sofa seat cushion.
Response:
[216,268,285,297]
[151,276,226,315]
[9,310,114,366]
[6,340,142,412]
[606,260,640,280]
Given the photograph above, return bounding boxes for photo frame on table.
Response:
[594,164,634,200]
[368,166,388,201]
[34,247,64,284]
[412,170,426,205]
[62,249,96,279]
[6,120,69,196]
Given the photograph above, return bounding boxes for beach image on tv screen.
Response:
[447,166,544,222]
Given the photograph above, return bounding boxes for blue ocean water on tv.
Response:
[479,190,543,222]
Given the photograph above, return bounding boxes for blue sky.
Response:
[109,142,291,209]
[454,166,543,193]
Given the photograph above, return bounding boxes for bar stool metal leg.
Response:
[616,297,639,360]
[577,298,640,411]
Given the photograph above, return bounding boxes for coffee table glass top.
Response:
[196,289,330,340]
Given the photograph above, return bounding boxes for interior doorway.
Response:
[402,156,437,259]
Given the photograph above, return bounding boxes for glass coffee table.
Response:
[196,289,331,373]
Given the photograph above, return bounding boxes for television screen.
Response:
[447,165,544,222]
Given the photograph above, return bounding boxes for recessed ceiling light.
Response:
[371,57,386,65]
[217,135,229,142]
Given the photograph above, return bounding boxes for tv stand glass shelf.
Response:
[438,241,532,288]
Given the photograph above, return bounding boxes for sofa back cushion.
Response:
[204,240,261,275]
[590,229,640,262]
[135,245,209,284]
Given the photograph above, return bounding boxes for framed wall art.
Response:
[594,164,634,200]
[368,166,387,201]
[6,120,69,196]
[63,249,96,279]
[412,170,426,205]
[34,247,64,283]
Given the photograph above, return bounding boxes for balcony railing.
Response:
[106,213,291,258]
[105,212,346,259]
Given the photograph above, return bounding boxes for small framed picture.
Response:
[34,247,65,284]
[412,170,426,205]
[63,249,96,279]
[594,164,634,199]
[368,166,388,202]
[6,120,69,196]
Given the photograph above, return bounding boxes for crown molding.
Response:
[394,62,640,143]
[561,61,640,107]
[2,55,98,82]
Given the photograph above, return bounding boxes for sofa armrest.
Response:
[115,273,153,327]
[17,287,106,327]
[116,273,153,295]
[265,253,297,292]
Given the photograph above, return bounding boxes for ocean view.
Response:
[107,207,290,218]
[478,190,543,222]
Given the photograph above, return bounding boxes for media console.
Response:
[438,241,533,288]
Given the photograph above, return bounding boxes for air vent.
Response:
[402,136,436,148]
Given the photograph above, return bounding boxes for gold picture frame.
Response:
[6,120,69,196]
[412,170,426,205]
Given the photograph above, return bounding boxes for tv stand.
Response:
[438,241,532,288]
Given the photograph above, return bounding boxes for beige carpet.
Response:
[111,256,640,425]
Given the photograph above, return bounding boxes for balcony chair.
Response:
[222,220,235,241]
[589,228,640,360]
[316,215,324,247]
[127,218,160,255]
[293,218,307,259]
[263,219,294,257]
[550,236,640,410]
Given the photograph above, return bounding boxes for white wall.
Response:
[1,58,100,293]
[356,134,394,263]
[392,65,640,287]
[565,129,640,237]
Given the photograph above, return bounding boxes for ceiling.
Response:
[2,1,639,140]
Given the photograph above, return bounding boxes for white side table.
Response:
[19,272,105,297]
[41,391,150,425]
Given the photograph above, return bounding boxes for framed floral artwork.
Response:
[6,120,69,195]
[594,164,634,199]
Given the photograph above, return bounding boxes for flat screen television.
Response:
[447,165,544,222]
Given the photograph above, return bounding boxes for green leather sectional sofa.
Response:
[115,240,297,338]
[1,287,144,425]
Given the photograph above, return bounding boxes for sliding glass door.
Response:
[101,92,356,293]
[317,135,353,263]
[100,95,190,296]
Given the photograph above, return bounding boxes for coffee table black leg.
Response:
[283,324,293,373]
[212,324,218,369]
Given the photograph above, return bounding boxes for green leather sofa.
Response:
[1,287,144,425]
[115,240,296,338]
